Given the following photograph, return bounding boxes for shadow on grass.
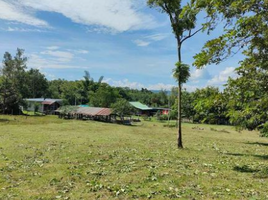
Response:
[0,119,10,123]
[233,165,268,178]
[226,153,268,160]
[24,115,46,117]
[233,165,260,173]
[245,142,268,147]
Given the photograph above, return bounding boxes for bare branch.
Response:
[161,4,175,26]
[181,28,202,44]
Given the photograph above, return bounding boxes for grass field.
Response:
[0,115,268,199]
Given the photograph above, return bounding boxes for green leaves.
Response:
[193,36,229,68]
[0,49,29,114]
[57,106,79,115]
[111,99,134,118]
[194,0,268,67]
[192,87,229,124]
[192,0,268,136]
[173,62,190,84]
[147,0,201,40]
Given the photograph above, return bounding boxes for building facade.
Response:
[24,98,62,114]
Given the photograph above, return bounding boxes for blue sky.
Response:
[0,0,243,91]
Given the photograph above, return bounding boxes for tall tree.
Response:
[148,0,202,148]
[61,81,81,105]
[193,87,228,125]
[90,84,119,108]
[26,69,49,98]
[194,0,268,135]
[173,89,196,122]
[0,49,27,114]
[47,79,65,99]
[224,62,268,136]
[81,70,93,104]
[194,0,268,68]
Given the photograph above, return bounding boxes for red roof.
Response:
[42,100,56,105]
[74,107,112,116]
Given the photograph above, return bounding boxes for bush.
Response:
[260,122,268,137]
[169,110,177,120]
[159,114,168,121]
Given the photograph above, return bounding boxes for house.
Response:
[24,98,62,114]
[129,102,155,116]
[129,102,170,116]
[152,107,170,115]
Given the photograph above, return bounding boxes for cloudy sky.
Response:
[0,0,243,91]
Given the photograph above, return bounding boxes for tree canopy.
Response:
[193,0,268,135]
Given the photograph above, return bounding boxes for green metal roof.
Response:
[79,105,90,107]
[129,102,153,110]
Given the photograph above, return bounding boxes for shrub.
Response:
[260,122,268,137]
[159,114,168,121]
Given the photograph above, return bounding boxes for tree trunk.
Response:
[177,41,183,148]
[177,83,183,148]
[2,78,7,114]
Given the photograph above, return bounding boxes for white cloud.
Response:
[145,33,169,41]
[208,67,237,85]
[0,0,156,32]
[190,66,211,82]
[104,78,204,92]
[147,83,176,91]
[183,84,203,92]
[46,46,60,50]
[45,47,89,55]
[133,33,169,47]
[104,78,145,89]
[26,47,90,70]
[72,50,89,54]
[43,72,57,80]
[104,78,176,91]
[0,0,48,27]
[87,26,119,35]
[27,54,85,69]
[40,50,74,62]
[3,26,46,32]
[133,39,150,47]
[27,48,87,69]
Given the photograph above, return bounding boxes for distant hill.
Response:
[151,90,172,95]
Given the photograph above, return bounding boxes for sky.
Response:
[0,0,243,91]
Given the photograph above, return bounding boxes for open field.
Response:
[0,115,267,199]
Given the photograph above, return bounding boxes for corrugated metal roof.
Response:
[74,107,112,116]
[152,107,171,110]
[25,98,62,103]
[129,102,153,110]
[42,100,56,105]
[78,105,90,107]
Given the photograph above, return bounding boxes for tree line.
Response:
[0,50,169,113]
[0,49,267,137]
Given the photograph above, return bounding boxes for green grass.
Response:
[0,115,268,199]
[22,111,44,116]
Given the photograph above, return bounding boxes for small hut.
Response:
[24,98,62,114]
[57,106,113,122]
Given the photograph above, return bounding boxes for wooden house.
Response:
[24,98,62,114]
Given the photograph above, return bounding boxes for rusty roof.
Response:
[74,107,112,116]
[42,100,56,105]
